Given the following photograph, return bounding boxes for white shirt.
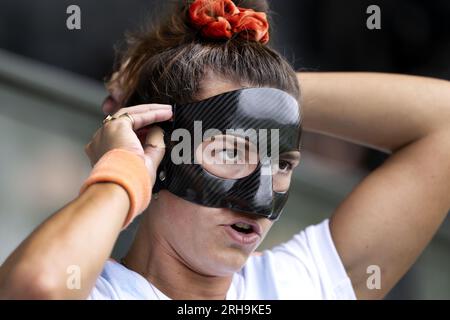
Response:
[88,219,356,300]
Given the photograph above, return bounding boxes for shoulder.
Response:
[87,260,156,300]
[238,220,356,299]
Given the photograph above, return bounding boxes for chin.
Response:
[206,246,253,276]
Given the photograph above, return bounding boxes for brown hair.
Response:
[112,0,300,112]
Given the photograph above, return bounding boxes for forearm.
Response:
[298,72,450,152]
[0,183,129,299]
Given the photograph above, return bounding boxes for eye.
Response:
[276,160,293,174]
[218,148,239,163]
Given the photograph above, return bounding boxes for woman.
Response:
[1,0,449,300]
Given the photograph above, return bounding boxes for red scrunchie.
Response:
[189,0,270,44]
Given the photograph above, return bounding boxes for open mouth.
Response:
[223,220,261,245]
[230,222,254,234]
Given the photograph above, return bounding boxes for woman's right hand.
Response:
[84,104,172,184]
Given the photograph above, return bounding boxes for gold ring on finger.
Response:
[119,113,135,127]
[102,114,117,125]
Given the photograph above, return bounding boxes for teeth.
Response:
[235,222,252,230]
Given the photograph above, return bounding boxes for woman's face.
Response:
[154,190,274,276]
[147,77,300,277]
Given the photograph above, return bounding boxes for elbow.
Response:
[0,264,64,300]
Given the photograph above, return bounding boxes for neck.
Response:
[123,212,233,300]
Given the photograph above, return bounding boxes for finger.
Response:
[106,76,124,102]
[143,126,166,171]
[114,104,172,117]
[103,59,130,114]
[115,109,173,131]
[145,126,166,149]
[102,95,119,115]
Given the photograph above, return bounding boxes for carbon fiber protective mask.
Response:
[154,87,301,220]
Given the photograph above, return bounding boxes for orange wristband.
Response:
[80,149,151,229]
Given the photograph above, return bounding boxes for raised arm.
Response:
[299,72,450,299]
[0,104,171,299]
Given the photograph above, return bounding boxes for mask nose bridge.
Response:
[222,157,274,217]
[251,157,275,210]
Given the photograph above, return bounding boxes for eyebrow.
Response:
[215,135,253,149]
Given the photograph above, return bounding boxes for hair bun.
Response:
[188,0,270,44]
[234,0,270,13]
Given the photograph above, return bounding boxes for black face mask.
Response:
[153,87,301,220]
